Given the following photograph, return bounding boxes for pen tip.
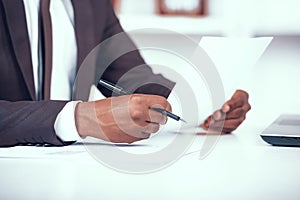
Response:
[180,118,187,123]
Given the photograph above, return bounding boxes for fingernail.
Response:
[215,111,221,120]
[222,104,230,113]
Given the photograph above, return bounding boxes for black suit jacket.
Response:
[0,0,174,147]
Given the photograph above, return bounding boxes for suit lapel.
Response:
[72,0,95,69]
[2,0,36,100]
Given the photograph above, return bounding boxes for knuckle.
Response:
[156,96,168,108]
[242,103,251,112]
[162,99,168,108]
[237,117,245,125]
[151,124,160,133]
[237,89,249,98]
[156,95,166,101]
[130,110,143,121]
[244,91,250,99]
[130,94,143,105]
[238,109,244,116]
[167,105,172,113]
[213,110,220,120]
[247,103,252,111]
[142,132,151,139]
[162,116,168,125]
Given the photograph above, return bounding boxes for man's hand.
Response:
[75,94,171,144]
[201,90,251,133]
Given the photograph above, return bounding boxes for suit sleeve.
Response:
[97,0,176,98]
[0,100,69,147]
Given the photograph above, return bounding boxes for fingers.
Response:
[148,110,167,125]
[114,132,151,144]
[110,94,172,143]
[201,90,251,133]
[224,108,247,120]
[210,117,245,133]
[222,90,250,113]
[90,94,173,144]
[212,110,225,121]
[148,101,171,125]
[142,122,160,134]
[201,115,246,133]
[222,98,243,113]
[116,124,156,144]
[164,101,172,124]
[130,108,167,127]
[130,94,171,126]
[147,96,171,125]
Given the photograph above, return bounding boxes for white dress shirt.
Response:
[23,0,81,142]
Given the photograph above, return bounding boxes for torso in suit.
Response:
[0,0,174,147]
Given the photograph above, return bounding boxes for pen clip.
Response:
[99,79,129,95]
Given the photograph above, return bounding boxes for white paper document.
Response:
[199,36,273,98]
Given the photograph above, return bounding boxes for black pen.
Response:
[98,79,187,123]
[149,107,187,123]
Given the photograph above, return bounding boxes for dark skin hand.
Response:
[201,90,251,133]
[75,94,171,144]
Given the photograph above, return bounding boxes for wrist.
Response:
[75,101,102,138]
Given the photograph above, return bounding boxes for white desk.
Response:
[1,123,300,200]
[1,36,300,200]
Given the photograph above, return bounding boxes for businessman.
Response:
[0,0,250,147]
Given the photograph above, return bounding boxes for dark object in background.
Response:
[157,0,208,16]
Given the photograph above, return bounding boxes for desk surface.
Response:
[1,123,300,200]
[1,36,300,200]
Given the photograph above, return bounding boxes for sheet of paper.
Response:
[199,36,273,98]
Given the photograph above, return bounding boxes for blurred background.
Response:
[111,0,300,127]
[114,0,300,37]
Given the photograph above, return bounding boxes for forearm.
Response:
[0,100,67,147]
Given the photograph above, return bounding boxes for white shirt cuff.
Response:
[54,101,82,142]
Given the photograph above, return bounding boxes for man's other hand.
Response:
[201,90,251,133]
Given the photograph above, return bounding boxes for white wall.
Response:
[120,0,300,18]
[120,0,156,15]
[119,0,300,36]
